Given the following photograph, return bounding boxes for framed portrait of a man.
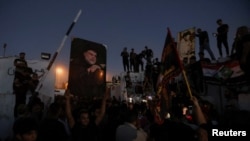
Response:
[68,38,107,100]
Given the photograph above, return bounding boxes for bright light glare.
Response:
[99,70,104,77]
[128,97,133,103]
[56,67,63,74]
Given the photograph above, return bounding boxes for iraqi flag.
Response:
[201,60,246,85]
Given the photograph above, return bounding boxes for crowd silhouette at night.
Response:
[4,21,250,141]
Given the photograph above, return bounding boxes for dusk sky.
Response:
[1,0,250,81]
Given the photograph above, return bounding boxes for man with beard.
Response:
[68,42,106,100]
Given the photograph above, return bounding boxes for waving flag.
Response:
[157,28,192,97]
[155,28,194,123]
[159,28,182,85]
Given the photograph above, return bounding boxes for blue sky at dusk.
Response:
[1,0,250,81]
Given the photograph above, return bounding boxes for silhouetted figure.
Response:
[143,46,153,64]
[215,19,229,57]
[196,28,216,60]
[152,58,161,93]
[198,52,211,64]
[129,48,137,72]
[143,76,153,96]
[145,62,153,82]
[233,26,250,79]
[38,102,69,141]
[121,47,130,72]
[64,89,109,141]
[137,52,144,72]
[13,52,33,118]
[12,117,39,141]
[186,56,204,93]
[28,72,43,95]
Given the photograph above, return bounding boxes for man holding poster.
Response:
[68,38,107,99]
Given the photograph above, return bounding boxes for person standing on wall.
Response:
[13,52,32,118]
[195,28,216,60]
[130,48,137,72]
[215,19,230,58]
[121,47,130,72]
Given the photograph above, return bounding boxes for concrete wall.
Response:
[0,56,55,140]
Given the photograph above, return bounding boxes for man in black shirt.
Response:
[216,19,229,57]
[196,28,216,60]
[120,47,130,72]
[68,39,106,99]
[13,52,32,118]
[13,52,28,78]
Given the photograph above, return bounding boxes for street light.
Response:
[56,67,63,75]
[56,67,63,89]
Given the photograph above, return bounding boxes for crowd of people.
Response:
[120,19,243,72]
[6,20,250,141]
[10,85,250,141]
[121,46,154,73]
[120,20,250,95]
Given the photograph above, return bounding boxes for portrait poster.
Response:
[68,38,107,100]
[177,27,196,64]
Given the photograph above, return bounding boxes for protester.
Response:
[5,22,250,141]
[115,107,148,141]
[129,48,137,72]
[215,19,230,58]
[232,26,250,77]
[120,47,130,72]
[195,28,216,60]
[64,88,109,141]
[37,102,69,141]
[13,52,33,118]
[12,117,39,141]
[143,46,153,64]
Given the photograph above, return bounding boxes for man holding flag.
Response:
[155,28,193,124]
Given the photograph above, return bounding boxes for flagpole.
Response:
[181,67,193,97]
[168,28,193,97]
[35,9,82,93]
